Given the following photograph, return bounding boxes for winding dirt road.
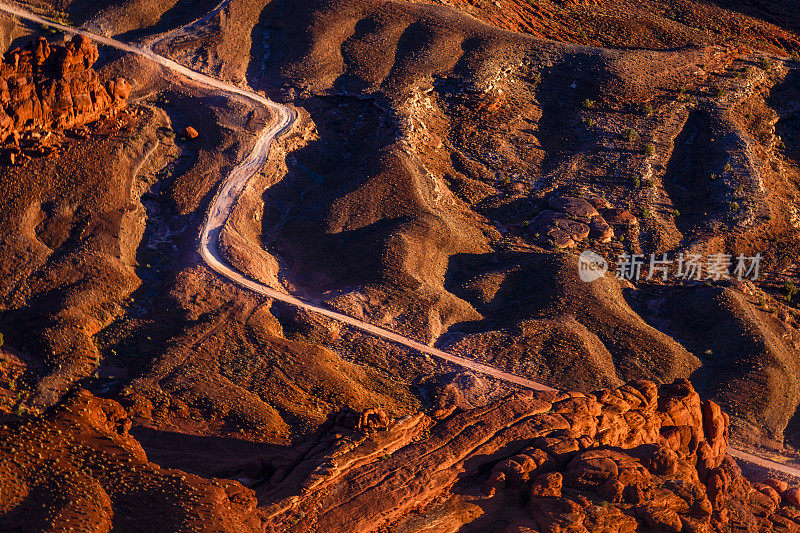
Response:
[1,0,798,480]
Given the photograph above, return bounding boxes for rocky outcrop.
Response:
[257,379,800,532]
[0,35,129,141]
[3,380,800,532]
[532,196,615,248]
[0,389,263,532]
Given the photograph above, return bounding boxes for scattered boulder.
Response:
[531,195,615,248]
[183,126,199,139]
[603,208,638,227]
[548,196,600,222]
[589,217,614,242]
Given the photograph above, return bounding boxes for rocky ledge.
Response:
[0,35,130,142]
[258,378,800,532]
[2,379,799,532]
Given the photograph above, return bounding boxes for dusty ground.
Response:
[1,0,800,530]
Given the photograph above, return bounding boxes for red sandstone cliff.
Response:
[0,35,129,141]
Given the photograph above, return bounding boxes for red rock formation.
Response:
[532,196,615,248]
[0,35,128,141]
[3,379,800,531]
[256,379,800,532]
[0,389,263,532]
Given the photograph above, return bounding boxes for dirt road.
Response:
[1,0,797,480]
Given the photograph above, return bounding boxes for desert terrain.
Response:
[1,0,800,530]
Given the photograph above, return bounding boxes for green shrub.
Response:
[786,282,798,302]
[711,86,725,98]
[642,144,656,157]
[759,58,772,70]
[582,98,596,109]
[622,128,638,142]
[642,103,654,117]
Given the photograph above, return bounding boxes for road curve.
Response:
[2,1,799,479]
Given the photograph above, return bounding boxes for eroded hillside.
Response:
[1,0,800,531]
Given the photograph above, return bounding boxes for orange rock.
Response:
[785,487,800,508]
[530,472,562,497]
[765,478,789,495]
[184,126,200,139]
[701,400,727,460]
[0,37,126,140]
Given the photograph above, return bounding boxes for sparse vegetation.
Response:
[759,58,772,70]
[672,209,680,217]
[39,23,59,35]
[711,86,725,98]
[622,128,638,142]
[582,98,596,109]
[785,282,798,303]
[642,144,656,157]
[641,103,653,117]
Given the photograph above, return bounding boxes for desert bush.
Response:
[786,282,798,302]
